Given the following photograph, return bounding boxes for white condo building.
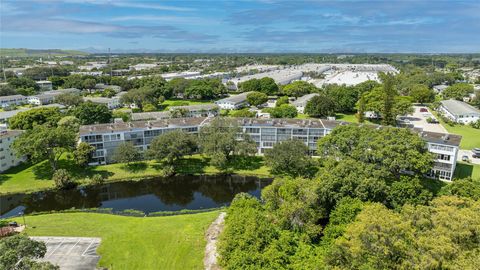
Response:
[79,117,461,181]
[439,99,480,124]
[0,129,25,172]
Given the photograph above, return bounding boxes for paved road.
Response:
[31,237,101,270]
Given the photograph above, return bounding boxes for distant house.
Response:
[291,93,319,113]
[433,84,449,94]
[215,92,252,110]
[169,104,219,118]
[439,99,480,124]
[0,95,27,108]
[83,97,121,109]
[28,88,81,105]
[36,80,53,91]
[94,83,122,93]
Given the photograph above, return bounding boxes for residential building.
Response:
[131,111,172,121]
[79,117,461,181]
[433,84,449,94]
[291,93,319,113]
[215,92,252,110]
[0,104,65,125]
[0,95,27,108]
[28,88,81,105]
[83,97,120,109]
[36,80,53,91]
[169,104,219,118]
[94,83,122,93]
[439,99,480,124]
[0,128,25,172]
[130,63,158,71]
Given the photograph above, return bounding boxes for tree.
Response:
[439,177,480,200]
[112,142,142,164]
[318,125,434,178]
[120,87,157,111]
[72,101,112,125]
[239,78,261,92]
[356,95,366,123]
[324,84,359,113]
[13,125,77,171]
[165,77,190,98]
[230,108,256,118]
[247,91,268,107]
[409,84,435,103]
[275,96,289,107]
[387,176,432,209]
[7,77,40,91]
[133,76,170,99]
[52,169,74,189]
[74,142,95,167]
[282,81,316,97]
[57,115,81,132]
[55,92,83,107]
[443,83,474,100]
[305,94,336,117]
[0,235,59,270]
[0,84,16,96]
[259,77,279,95]
[270,104,297,118]
[147,130,197,169]
[264,139,315,177]
[198,118,256,169]
[382,73,397,126]
[82,78,97,90]
[8,107,62,130]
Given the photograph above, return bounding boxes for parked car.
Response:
[420,108,428,112]
[462,155,470,162]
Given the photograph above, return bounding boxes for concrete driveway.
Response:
[406,106,448,133]
[457,149,480,165]
[31,237,101,270]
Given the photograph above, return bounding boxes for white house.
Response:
[28,88,81,105]
[0,95,27,108]
[291,93,319,113]
[84,97,121,109]
[439,99,480,124]
[0,128,25,172]
[215,92,252,110]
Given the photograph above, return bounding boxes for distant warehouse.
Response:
[439,99,480,124]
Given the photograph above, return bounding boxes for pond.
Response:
[0,175,272,218]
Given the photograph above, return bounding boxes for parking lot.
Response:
[406,106,448,133]
[31,237,101,270]
[458,149,480,165]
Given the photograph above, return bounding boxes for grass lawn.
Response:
[12,211,219,269]
[454,162,480,179]
[434,112,480,150]
[0,155,270,194]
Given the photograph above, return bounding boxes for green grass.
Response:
[12,211,219,269]
[454,162,480,179]
[433,112,480,150]
[0,155,270,194]
[160,99,215,111]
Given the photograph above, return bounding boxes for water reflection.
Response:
[0,175,271,218]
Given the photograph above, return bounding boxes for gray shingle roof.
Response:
[440,99,480,116]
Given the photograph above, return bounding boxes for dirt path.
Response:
[204,212,226,270]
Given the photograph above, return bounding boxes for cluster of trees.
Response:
[0,235,59,269]
[219,125,480,269]
[238,77,278,95]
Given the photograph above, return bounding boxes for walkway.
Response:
[204,212,226,270]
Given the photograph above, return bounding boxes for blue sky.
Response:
[1,0,479,53]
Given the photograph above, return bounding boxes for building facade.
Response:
[215,92,252,110]
[79,117,461,181]
[439,99,480,124]
[0,95,27,108]
[0,129,25,173]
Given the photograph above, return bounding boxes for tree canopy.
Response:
[264,139,315,178]
[72,101,112,125]
[305,94,336,117]
[8,107,62,130]
[282,81,316,97]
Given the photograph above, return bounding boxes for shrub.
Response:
[91,174,105,185]
[52,169,75,189]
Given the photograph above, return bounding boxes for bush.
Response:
[91,174,105,185]
[52,169,75,189]
[470,120,480,129]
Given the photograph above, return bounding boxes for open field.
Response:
[12,212,219,269]
[0,155,270,194]
[454,162,480,180]
[161,99,215,110]
[433,112,480,150]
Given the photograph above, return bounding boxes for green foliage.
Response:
[120,87,157,111]
[321,197,364,245]
[409,83,435,103]
[147,130,197,167]
[323,84,359,113]
[387,176,433,209]
[52,168,74,189]
[318,125,434,178]
[326,196,480,269]
[246,91,268,107]
[198,118,257,169]
[0,235,58,270]
[72,101,112,125]
[91,174,105,185]
[264,139,315,178]
[13,124,77,171]
[282,81,316,97]
[57,115,80,132]
[185,79,226,99]
[275,96,289,107]
[7,76,40,91]
[443,83,474,100]
[112,142,143,164]
[8,107,62,130]
[54,92,83,107]
[439,177,480,200]
[305,94,336,117]
[0,84,16,96]
[239,77,278,95]
[270,104,297,118]
[82,78,96,90]
[74,142,95,167]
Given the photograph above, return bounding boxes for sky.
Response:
[1,0,479,53]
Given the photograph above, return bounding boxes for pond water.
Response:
[0,175,272,218]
